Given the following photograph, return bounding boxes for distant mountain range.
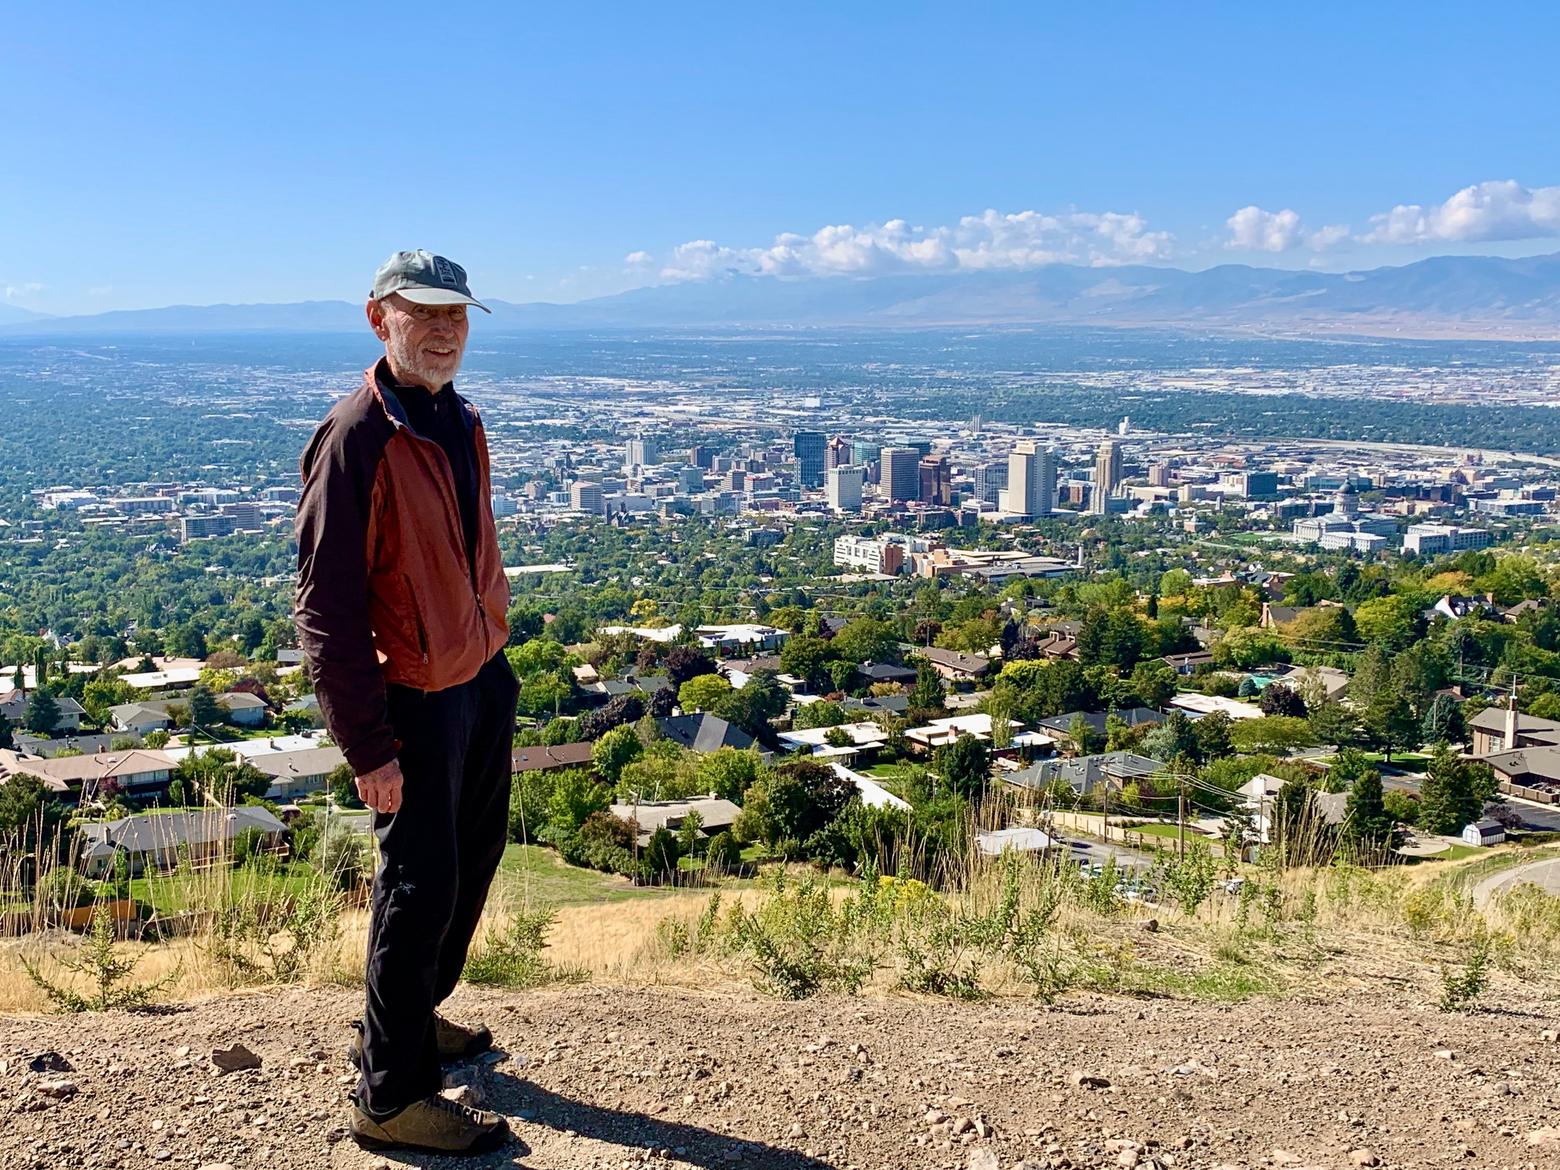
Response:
[7,252,1560,338]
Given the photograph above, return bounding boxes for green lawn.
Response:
[494,844,671,907]
[129,860,322,917]
[1359,751,1433,771]
[1122,821,1184,839]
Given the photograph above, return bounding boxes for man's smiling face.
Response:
[370,293,470,390]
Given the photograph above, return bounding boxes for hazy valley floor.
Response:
[5,982,1560,1170]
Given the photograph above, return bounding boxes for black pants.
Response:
[357,651,518,1115]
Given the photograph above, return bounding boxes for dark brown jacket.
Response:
[295,363,510,774]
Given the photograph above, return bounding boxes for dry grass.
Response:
[5,822,1560,1017]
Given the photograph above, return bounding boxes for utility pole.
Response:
[1177,774,1186,861]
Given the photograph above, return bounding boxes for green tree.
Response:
[1363,693,1419,763]
[188,685,224,730]
[1342,768,1396,855]
[23,689,61,735]
[933,734,991,799]
[716,670,788,738]
[1193,711,1234,761]
[1418,745,1495,836]
[694,747,764,803]
[828,618,897,666]
[1421,693,1467,746]
[677,673,732,713]
[545,769,613,842]
[0,772,70,856]
[327,762,364,810]
[1127,659,1178,708]
[792,700,847,730]
[0,712,13,750]
[1067,713,1104,757]
[1076,607,1146,669]
[592,725,644,785]
[1354,595,1422,650]
[779,636,833,691]
[1229,715,1316,755]
[907,656,946,717]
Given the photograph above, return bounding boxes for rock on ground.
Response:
[1,984,1559,1169]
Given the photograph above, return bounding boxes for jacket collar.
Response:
[363,361,480,436]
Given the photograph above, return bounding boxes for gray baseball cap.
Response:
[371,250,490,312]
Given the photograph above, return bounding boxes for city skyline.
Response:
[5,4,1559,314]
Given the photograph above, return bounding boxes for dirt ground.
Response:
[4,982,1560,1170]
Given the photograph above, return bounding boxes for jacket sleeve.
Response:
[295,413,398,776]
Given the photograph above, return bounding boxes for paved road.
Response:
[1473,857,1560,907]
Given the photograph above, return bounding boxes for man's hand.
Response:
[356,758,405,814]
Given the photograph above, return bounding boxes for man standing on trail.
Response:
[295,250,518,1155]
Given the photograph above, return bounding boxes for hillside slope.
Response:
[5,983,1559,1169]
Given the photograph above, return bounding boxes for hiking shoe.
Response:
[347,1013,495,1068]
[350,1094,510,1155]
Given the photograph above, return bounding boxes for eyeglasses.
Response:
[383,297,468,324]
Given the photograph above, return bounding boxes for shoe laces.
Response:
[429,1094,487,1126]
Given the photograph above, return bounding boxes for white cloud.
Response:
[3,282,45,299]
[623,250,653,266]
[1224,206,1348,253]
[649,207,1175,281]
[1361,179,1560,245]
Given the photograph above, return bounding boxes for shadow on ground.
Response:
[366,1069,836,1170]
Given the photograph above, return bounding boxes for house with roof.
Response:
[1,689,87,733]
[217,691,269,728]
[976,827,1057,856]
[1428,594,1496,623]
[78,806,287,878]
[853,661,917,687]
[607,796,741,846]
[655,713,758,754]
[1035,708,1165,741]
[0,747,175,802]
[1272,665,1351,703]
[1469,705,1560,757]
[776,720,890,759]
[1162,651,1215,676]
[1502,599,1549,624]
[119,667,203,694]
[1004,752,1162,798]
[904,712,1048,753]
[1237,773,1349,844]
[1166,693,1265,721]
[511,741,595,776]
[248,745,346,799]
[827,762,910,811]
[14,732,123,758]
[109,702,175,736]
[917,647,991,683]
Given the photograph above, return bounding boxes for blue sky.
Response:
[5,2,1559,314]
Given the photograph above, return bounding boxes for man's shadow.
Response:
[442,1066,838,1170]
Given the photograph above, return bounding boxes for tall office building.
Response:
[881,446,921,502]
[1147,462,1170,488]
[793,430,826,489]
[1006,441,1055,518]
[918,453,952,506]
[625,437,658,470]
[570,481,604,514]
[825,465,866,512]
[973,461,1008,506]
[1090,440,1122,514]
[688,444,715,469]
[825,436,852,471]
[851,439,882,466]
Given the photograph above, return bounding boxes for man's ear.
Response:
[366,298,388,340]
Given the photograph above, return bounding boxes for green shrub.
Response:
[463,907,590,989]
